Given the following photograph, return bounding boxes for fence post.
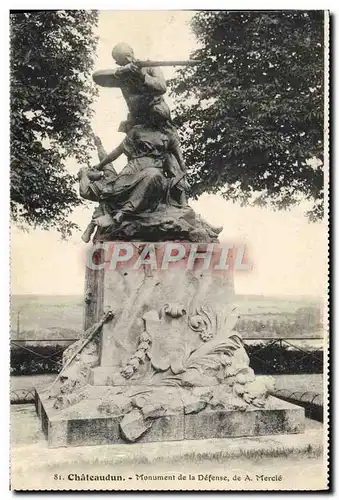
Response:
[17,310,20,337]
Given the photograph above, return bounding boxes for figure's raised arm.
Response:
[92,69,122,88]
[96,141,125,170]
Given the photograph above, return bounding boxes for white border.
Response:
[2,4,334,498]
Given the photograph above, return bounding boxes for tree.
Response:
[10,10,99,236]
[170,11,324,220]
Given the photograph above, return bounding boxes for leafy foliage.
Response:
[10,10,99,236]
[170,11,324,219]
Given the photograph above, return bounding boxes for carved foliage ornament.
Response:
[119,302,273,409]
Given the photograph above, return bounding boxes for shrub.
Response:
[10,344,66,375]
[245,342,323,374]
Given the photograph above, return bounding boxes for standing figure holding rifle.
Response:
[92,42,173,132]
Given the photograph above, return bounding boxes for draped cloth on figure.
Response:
[101,124,184,217]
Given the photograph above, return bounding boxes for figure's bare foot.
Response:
[197,215,223,234]
[212,225,223,235]
[81,232,91,243]
[81,223,96,243]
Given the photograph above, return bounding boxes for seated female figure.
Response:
[78,122,187,242]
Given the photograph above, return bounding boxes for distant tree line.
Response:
[235,307,322,336]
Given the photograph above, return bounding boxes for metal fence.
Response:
[10,335,324,404]
[10,335,323,373]
[11,339,71,369]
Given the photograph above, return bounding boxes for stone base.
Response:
[41,243,305,449]
[35,387,305,448]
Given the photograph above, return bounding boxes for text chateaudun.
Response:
[68,474,123,481]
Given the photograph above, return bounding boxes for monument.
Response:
[35,42,305,447]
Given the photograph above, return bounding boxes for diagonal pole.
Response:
[48,310,114,391]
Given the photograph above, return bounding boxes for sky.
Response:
[10,10,327,298]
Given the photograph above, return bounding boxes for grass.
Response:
[36,444,322,471]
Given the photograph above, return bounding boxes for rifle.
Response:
[136,60,202,68]
[171,170,187,189]
[93,134,108,163]
[93,60,201,87]
[92,133,118,177]
[49,310,114,391]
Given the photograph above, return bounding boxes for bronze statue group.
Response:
[79,42,189,243]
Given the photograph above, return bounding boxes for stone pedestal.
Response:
[35,242,305,447]
[35,388,304,448]
[87,242,235,369]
